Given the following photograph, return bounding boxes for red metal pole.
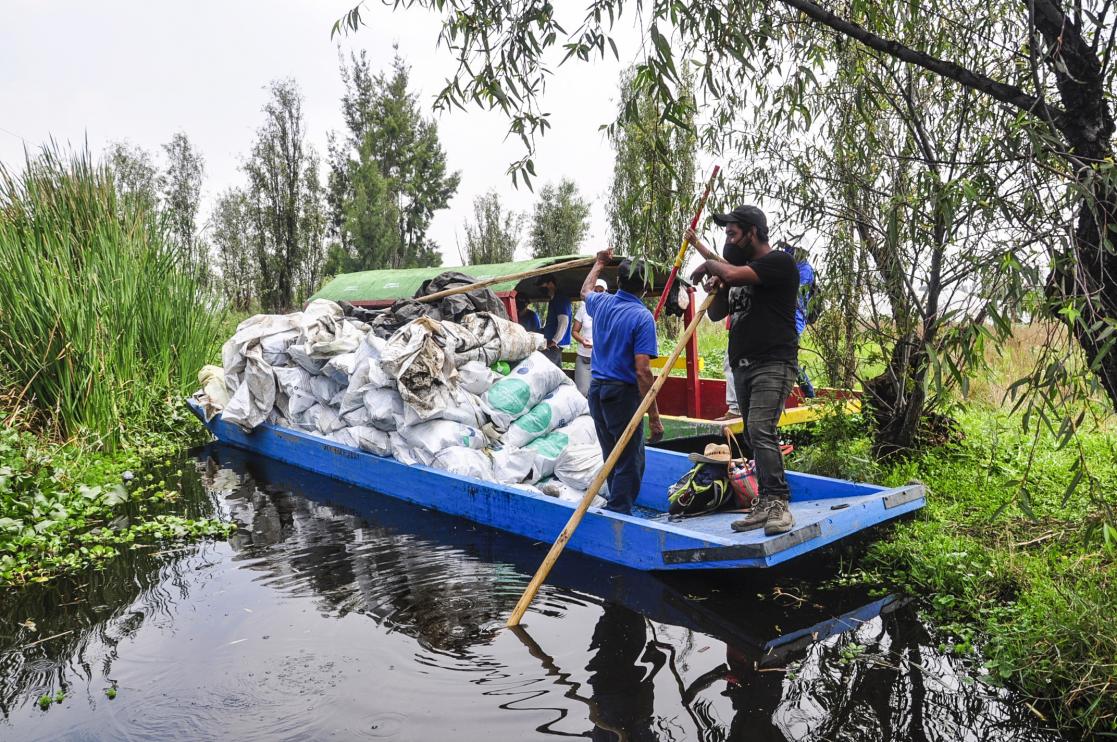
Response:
[652,165,720,320]
[684,286,701,418]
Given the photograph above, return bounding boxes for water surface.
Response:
[0,445,1068,740]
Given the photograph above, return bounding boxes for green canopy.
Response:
[311,255,609,304]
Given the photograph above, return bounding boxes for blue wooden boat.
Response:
[187,399,925,571]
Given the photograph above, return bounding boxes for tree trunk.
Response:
[864,335,928,458]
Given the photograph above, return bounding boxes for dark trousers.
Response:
[731,360,796,501]
[542,345,564,367]
[588,379,645,514]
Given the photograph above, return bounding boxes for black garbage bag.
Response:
[338,271,508,339]
[663,274,693,318]
[415,271,509,323]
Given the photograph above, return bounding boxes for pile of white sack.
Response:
[194,299,607,507]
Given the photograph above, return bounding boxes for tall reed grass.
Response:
[0,148,223,449]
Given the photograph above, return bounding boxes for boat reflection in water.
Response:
[198,444,1061,742]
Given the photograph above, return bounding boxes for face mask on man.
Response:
[722,229,754,265]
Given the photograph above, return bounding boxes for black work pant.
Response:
[587,379,644,515]
[731,360,796,501]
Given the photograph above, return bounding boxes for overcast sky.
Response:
[0,0,718,266]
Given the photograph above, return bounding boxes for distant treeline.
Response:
[96,51,698,314]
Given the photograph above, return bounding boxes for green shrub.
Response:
[0,148,223,449]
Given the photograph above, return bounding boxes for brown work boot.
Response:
[715,410,741,422]
[763,499,795,536]
[731,498,774,532]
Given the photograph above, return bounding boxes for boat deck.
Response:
[638,484,921,565]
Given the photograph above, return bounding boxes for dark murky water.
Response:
[0,445,1070,741]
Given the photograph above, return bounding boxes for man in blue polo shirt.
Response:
[580,249,663,514]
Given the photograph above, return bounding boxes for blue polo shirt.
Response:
[585,290,658,384]
[542,295,573,346]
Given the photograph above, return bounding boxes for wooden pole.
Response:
[415,256,598,304]
[506,291,718,627]
[652,165,720,320]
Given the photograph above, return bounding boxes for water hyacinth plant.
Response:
[0,147,224,449]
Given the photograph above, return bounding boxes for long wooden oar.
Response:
[651,165,720,320]
[507,290,718,627]
[415,256,597,304]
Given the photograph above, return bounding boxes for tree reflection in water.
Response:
[0,445,1067,742]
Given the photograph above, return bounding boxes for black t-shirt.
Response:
[713,250,800,365]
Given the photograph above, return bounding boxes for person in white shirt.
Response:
[572,278,608,395]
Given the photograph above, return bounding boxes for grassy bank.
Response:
[679,312,1116,732]
[791,405,1117,734]
[0,148,231,586]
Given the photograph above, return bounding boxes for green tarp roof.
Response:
[310,255,591,303]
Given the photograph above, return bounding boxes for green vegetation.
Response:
[0,405,233,586]
[0,148,223,449]
[0,149,231,587]
[791,403,1117,733]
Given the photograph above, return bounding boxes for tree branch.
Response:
[775,0,1067,123]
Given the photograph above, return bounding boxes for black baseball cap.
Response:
[711,205,767,231]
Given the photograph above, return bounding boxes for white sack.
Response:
[506,482,545,497]
[329,426,392,456]
[459,313,544,364]
[221,312,300,379]
[522,415,599,480]
[287,343,328,375]
[322,352,358,385]
[503,384,590,448]
[341,404,372,427]
[458,360,498,396]
[396,388,486,428]
[397,419,486,466]
[194,365,229,422]
[492,447,538,484]
[431,446,494,480]
[553,443,604,492]
[482,351,570,430]
[221,345,275,432]
[310,375,342,406]
[538,477,606,508]
[288,402,344,434]
[491,415,598,484]
[348,335,392,391]
[259,328,300,366]
[273,366,316,417]
[364,387,404,431]
[380,317,458,416]
[390,432,421,466]
[296,299,368,359]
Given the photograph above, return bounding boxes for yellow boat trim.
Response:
[662,398,861,433]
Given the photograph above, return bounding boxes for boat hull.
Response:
[188,400,925,571]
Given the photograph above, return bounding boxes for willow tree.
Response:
[461,190,524,264]
[608,66,697,264]
[334,0,1117,420]
[530,178,591,258]
[244,79,327,311]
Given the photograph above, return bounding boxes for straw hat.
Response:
[689,443,732,465]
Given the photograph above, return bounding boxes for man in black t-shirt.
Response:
[688,205,798,536]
